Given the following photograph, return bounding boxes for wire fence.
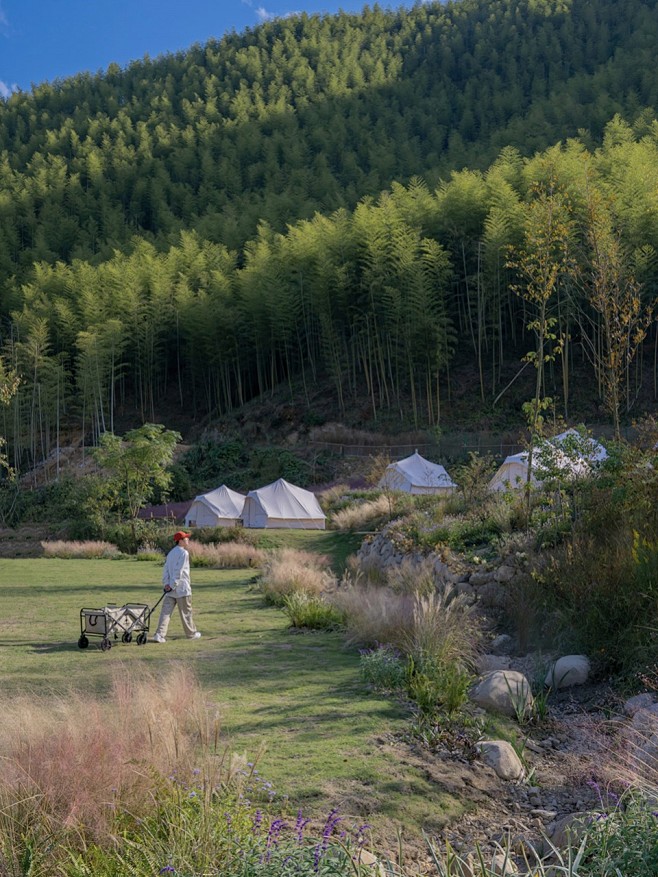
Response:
[307,438,524,461]
[308,425,637,462]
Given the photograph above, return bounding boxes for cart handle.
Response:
[151,591,167,612]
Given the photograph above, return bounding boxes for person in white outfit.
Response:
[152,531,201,643]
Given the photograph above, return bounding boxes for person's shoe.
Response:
[152,633,166,643]
[190,631,202,639]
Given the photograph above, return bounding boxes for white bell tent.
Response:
[242,478,326,529]
[184,485,246,528]
[489,429,608,492]
[378,451,457,495]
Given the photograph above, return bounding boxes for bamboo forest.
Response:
[2,0,658,471]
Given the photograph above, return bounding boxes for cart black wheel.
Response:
[136,632,148,646]
[78,635,89,649]
[100,637,112,652]
[122,632,133,643]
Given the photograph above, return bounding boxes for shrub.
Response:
[345,554,389,587]
[401,588,482,675]
[282,591,345,630]
[405,660,472,717]
[40,539,121,559]
[316,483,352,515]
[453,451,498,507]
[574,790,658,876]
[539,527,658,673]
[104,520,172,555]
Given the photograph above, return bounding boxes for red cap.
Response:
[173,531,191,542]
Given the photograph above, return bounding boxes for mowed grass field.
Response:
[0,534,464,845]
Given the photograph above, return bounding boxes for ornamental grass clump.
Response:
[331,495,393,531]
[386,557,438,597]
[260,548,336,606]
[282,591,345,630]
[338,576,482,718]
[335,584,416,649]
[0,666,221,874]
[402,588,482,716]
[360,645,407,691]
[188,539,266,568]
[136,541,165,561]
[40,539,121,559]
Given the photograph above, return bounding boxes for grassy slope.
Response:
[0,543,462,846]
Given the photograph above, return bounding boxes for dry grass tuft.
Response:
[188,540,266,568]
[0,666,220,845]
[332,585,415,648]
[260,548,336,604]
[384,557,438,597]
[316,483,351,508]
[40,540,121,559]
[603,706,658,797]
[334,575,482,668]
[331,495,392,531]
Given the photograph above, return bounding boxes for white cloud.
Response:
[0,2,7,29]
[0,80,17,99]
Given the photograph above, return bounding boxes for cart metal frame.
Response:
[78,593,165,651]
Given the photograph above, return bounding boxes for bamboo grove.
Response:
[3,0,658,470]
[3,118,658,471]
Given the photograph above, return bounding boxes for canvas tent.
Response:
[242,478,326,529]
[184,485,246,528]
[378,451,457,495]
[489,429,608,492]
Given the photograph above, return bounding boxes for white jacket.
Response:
[162,544,191,597]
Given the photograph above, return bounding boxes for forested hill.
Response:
[1,0,658,282]
[3,0,658,475]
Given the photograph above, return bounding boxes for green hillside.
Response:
[2,0,658,472]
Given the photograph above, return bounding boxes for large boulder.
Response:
[476,740,525,781]
[544,655,590,689]
[470,670,534,718]
[623,693,656,717]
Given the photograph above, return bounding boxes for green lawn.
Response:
[0,544,463,845]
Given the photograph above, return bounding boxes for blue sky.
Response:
[0,0,424,97]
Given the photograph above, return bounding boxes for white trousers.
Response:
[155,594,198,639]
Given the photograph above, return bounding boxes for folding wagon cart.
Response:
[78,592,165,651]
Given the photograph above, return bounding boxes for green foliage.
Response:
[249,447,312,487]
[92,424,181,528]
[541,523,658,674]
[192,525,259,546]
[282,592,345,630]
[454,452,498,505]
[154,463,193,503]
[388,511,506,555]
[181,438,249,488]
[181,439,312,490]
[576,791,658,876]
[405,656,472,717]
[104,520,171,555]
[359,645,407,691]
